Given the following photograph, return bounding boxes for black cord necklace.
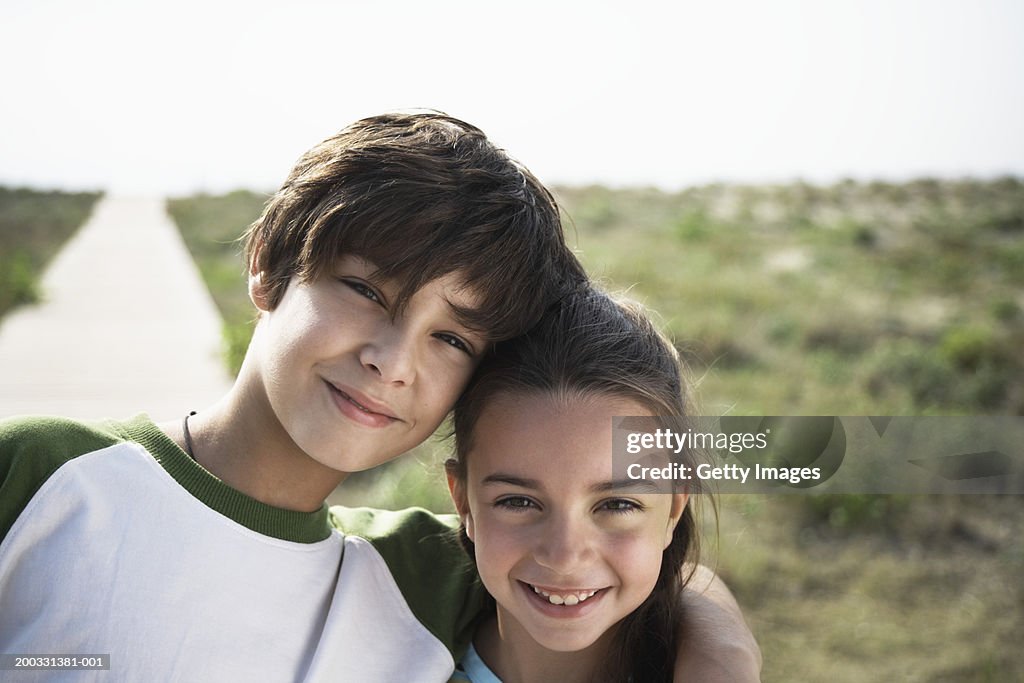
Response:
[182,410,198,460]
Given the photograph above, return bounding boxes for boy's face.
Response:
[251,255,485,473]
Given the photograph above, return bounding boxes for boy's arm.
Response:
[675,565,762,682]
[0,416,122,542]
[329,506,485,659]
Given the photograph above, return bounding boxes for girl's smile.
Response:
[519,581,610,619]
[525,582,604,606]
[451,391,688,655]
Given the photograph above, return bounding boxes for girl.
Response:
[446,287,705,683]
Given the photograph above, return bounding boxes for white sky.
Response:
[1,0,1021,194]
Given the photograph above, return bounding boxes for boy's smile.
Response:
[324,381,401,428]
[251,255,483,475]
[453,392,687,656]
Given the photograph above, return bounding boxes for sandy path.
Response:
[0,196,233,421]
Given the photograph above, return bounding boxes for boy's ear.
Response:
[247,240,273,312]
[248,270,272,312]
[664,491,689,549]
[445,460,475,542]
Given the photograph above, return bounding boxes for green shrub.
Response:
[168,191,267,376]
[989,297,1020,322]
[222,320,255,377]
[865,343,958,408]
[0,250,39,311]
[675,208,711,242]
[938,325,1000,371]
[0,187,101,320]
[570,189,619,231]
[796,494,910,531]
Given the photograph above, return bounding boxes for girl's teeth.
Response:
[530,585,598,605]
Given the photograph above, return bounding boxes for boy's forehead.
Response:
[434,274,484,320]
[441,274,483,309]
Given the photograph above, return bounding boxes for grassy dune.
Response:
[168,178,1023,680]
[0,187,102,319]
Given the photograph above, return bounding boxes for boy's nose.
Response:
[359,325,417,385]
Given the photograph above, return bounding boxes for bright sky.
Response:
[1,0,1021,194]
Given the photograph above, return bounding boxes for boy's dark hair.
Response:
[243,111,586,342]
[449,286,703,683]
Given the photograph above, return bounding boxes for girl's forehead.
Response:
[469,392,655,484]
[480,390,652,424]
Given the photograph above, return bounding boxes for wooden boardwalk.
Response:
[0,196,233,421]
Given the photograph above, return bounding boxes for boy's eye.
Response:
[342,279,384,306]
[599,499,644,515]
[435,332,473,356]
[495,496,538,512]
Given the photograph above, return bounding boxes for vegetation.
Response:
[0,187,102,318]
[557,179,1024,417]
[166,191,269,374]
[168,178,1024,680]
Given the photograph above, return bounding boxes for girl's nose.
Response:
[532,514,594,575]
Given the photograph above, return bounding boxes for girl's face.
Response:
[449,391,687,654]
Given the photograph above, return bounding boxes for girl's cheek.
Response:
[605,526,673,568]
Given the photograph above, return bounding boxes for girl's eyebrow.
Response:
[592,480,663,494]
[481,473,539,489]
[480,474,662,494]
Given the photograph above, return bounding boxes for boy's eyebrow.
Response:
[445,297,491,338]
[443,297,483,328]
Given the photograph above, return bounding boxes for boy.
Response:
[0,113,758,681]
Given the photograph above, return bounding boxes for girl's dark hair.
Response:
[450,286,703,682]
[243,111,585,343]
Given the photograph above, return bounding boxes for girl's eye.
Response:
[435,332,472,355]
[343,279,383,306]
[495,496,538,512]
[600,499,644,515]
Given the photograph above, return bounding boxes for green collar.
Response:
[116,414,333,543]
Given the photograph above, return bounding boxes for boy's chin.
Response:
[293,420,419,475]
[310,449,403,476]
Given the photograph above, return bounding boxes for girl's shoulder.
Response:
[450,643,502,683]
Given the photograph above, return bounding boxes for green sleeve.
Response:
[329,505,487,660]
[0,416,122,542]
